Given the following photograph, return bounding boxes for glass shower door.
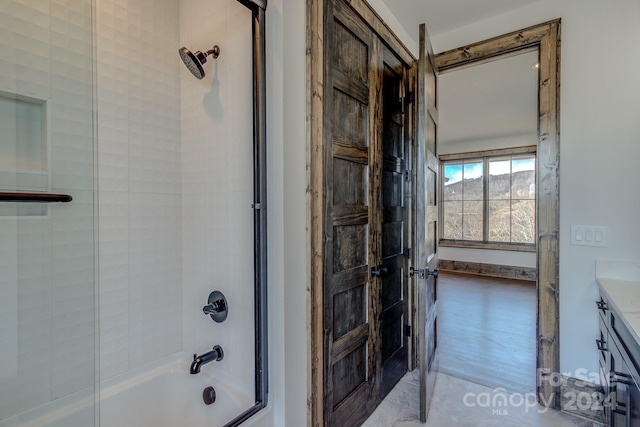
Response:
[0,1,97,425]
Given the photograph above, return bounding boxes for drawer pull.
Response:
[596,338,608,352]
[596,299,608,311]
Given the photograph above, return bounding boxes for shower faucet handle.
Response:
[203,300,225,314]
[202,291,228,323]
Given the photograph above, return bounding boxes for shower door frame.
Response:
[223,1,269,426]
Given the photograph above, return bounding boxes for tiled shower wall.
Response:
[0,0,96,420]
[98,0,256,398]
[97,0,183,380]
[179,0,256,397]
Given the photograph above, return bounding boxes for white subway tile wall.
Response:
[97,0,182,380]
[0,0,96,421]
[180,0,256,400]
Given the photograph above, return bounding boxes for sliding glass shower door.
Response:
[0,1,97,425]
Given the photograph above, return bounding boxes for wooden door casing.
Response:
[434,19,561,409]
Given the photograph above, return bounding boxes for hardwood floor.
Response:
[437,271,536,394]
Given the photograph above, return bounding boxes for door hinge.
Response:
[405,170,412,182]
[404,247,411,259]
[404,90,414,107]
[404,324,411,337]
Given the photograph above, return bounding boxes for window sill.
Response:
[439,240,536,252]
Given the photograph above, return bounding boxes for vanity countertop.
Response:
[596,260,640,344]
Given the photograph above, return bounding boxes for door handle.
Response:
[426,268,438,278]
[370,265,388,278]
[409,267,422,277]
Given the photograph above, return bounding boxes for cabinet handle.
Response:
[596,339,608,352]
[596,299,608,311]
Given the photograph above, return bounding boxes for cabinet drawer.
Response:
[611,311,640,388]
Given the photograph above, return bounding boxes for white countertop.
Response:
[596,260,640,344]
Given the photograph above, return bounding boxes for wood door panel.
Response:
[332,89,369,146]
[332,224,368,273]
[332,342,368,406]
[324,2,376,425]
[333,283,368,340]
[379,46,409,399]
[382,221,403,258]
[322,1,414,425]
[331,19,369,85]
[332,158,368,205]
[381,267,403,308]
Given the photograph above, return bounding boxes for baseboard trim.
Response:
[559,375,606,424]
[439,260,537,281]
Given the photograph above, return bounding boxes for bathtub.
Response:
[0,352,269,427]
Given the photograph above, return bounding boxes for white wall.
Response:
[280,0,307,425]
[97,0,183,380]
[429,0,640,378]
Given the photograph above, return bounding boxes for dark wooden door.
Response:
[416,22,439,422]
[379,48,410,397]
[322,1,412,425]
[323,1,379,425]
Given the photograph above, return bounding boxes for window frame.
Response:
[439,145,537,252]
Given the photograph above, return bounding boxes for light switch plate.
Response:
[571,225,608,247]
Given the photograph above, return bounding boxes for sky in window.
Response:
[444,157,535,184]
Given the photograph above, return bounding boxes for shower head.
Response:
[178,45,220,80]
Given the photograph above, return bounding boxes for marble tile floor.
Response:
[362,370,604,427]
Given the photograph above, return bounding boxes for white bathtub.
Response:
[1,352,269,427]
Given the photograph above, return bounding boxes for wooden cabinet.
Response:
[598,293,640,426]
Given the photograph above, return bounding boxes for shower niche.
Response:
[0,91,49,216]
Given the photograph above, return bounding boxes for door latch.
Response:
[409,267,425,278]
[410,267,438,279]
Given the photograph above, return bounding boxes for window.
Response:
[440,147,536,249]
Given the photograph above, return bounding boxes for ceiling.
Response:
[380,0,542,38]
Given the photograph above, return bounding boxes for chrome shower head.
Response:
[178,45,220,80]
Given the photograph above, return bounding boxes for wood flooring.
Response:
[437,271,537,394]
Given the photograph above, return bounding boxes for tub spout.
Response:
[190,345,224,374]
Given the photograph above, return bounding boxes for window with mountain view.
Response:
[441,149,536,247]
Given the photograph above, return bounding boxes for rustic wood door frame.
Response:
[307,0,416,425]
[435,19,561,409]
